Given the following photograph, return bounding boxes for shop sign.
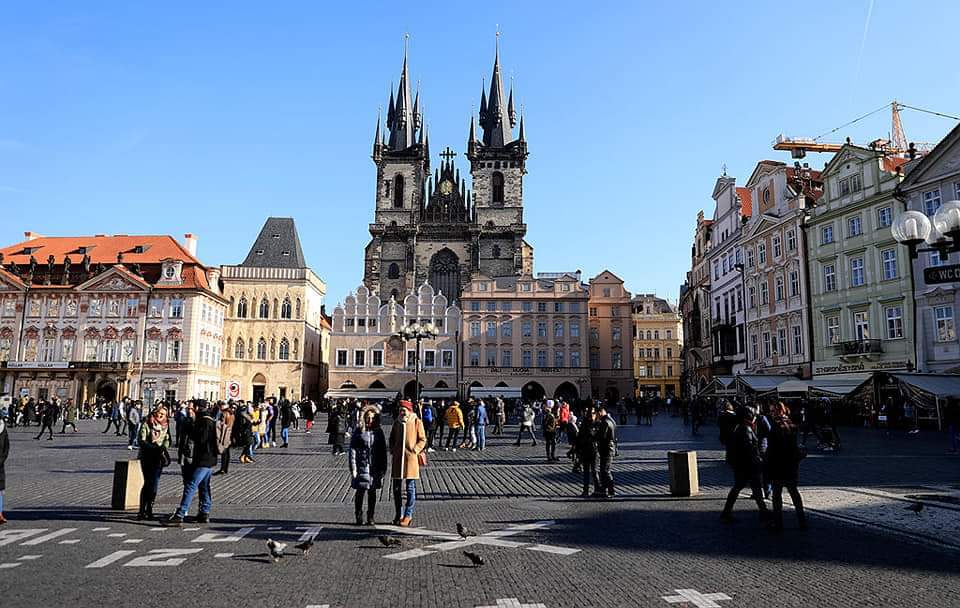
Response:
[813,360,911,375]
[6,361,70,370]
[227,381,241,399]
[924,264,960,284]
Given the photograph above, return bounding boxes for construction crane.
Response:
[772,101,945,159]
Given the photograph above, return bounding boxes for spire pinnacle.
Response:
[387,35,416,150]
[373,108,382,157]
[480,32,513,148]
[507,77,516,128]
[518,111,525,143]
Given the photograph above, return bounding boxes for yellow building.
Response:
[220,218,329,403]
[632,294,683,398]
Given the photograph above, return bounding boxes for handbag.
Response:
[159,446,172,468]
[417,451,427,467]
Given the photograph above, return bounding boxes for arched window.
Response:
[393,174,405,208]
[388,263,400,279]
[281,298,292,319]
[237,297,248,319]
[279,338,290,360]
[646,330,652,340]
[234,337,245,359]
[295,298,302,318]
[492,172,504,204]
[259,298,269,319]
[256,338,267,360]
[654,330,660,340]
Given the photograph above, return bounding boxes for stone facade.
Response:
[329,284,461,399]
[707,176,749,376]
[0,233,226,404]
[632,294,683,398]
[461,273,589,402]
[679,210,714,397]
[587,271,634,402]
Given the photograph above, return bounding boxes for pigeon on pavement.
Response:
[456,523,477,539]
[463,550,484,567]
[905,502,924,514]
[267,538,286,561]
[378,535,402,548]
[295,539,315,556]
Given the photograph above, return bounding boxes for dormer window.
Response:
[256,250,265,256]
[272,234,280,239]
[159,259,183,284]
[133,245,145,254]
[282,251,290,256]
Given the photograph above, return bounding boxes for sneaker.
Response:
[399,516,412,527]
[427,448,435,453]
[195,512,210,524]
[127,445,134,450]
[161,515,183,527]
[0,514,7,525]
[451,448,457,452]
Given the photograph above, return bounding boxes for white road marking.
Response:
[0,563,22,569]
[214,553,234,558]
[123,539,144,544]
[191,527,255,543]
[92,527,110,532]
[526,544,581,556]
[123,548,203,567]
[107,533,127,538]
[21,528,77,545]
[59,539,81,545]
[477,599,547,608]
[183,527,201,532]
[305,605,330,608]
[267,526,282,531]
[0,529,46,547]
[17,555,42,561]
[662,589,732,608]
[295,526,323,542]
[85,550,136,569]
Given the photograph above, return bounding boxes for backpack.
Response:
[422,406,434,423]
[215,420,232,455]
[544,412,557,433]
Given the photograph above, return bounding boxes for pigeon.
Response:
[463,550,484,567]
[378,535,402,548]
[456,523,477,539]
[905,502,924,515]
[295,538,315,556]
[266,538,286,561]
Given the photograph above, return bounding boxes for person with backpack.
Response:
[542,403,559,461]
[163,401,220,526]
[279,398,295,448]
[421,400,435,452]
[475,399,489,451]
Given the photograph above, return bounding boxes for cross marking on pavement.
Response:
[477,599,547,608]
[379,520,579,561]
[662,589,732,608]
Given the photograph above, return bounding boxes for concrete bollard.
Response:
[667,450,699,497]
[111,460,144,510]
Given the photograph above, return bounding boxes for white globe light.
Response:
[410,322,421,334]
[926,221,946,246]
[891,210,931,244]
[424,322,436,335]
[934,200,960,235]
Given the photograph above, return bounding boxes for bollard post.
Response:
[667,450,699,497]
[111,460,144,510]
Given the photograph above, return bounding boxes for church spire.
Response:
[372,109,382,159]
[480,32,513,148]
[507,79,517,128]
[518,112,525,142]
[388,34,416,151]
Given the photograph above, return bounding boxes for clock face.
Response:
[440,180,454,195]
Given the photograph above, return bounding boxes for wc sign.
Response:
[227,381,241,399]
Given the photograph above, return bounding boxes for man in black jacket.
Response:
[163,401,219,526]
[720,409,770,522]
[595,404,618,497]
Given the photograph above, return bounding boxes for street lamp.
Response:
[398,321,439,404]
[891,202,960,260]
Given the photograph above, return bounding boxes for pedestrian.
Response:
[475,399,488,451]
[717,400,737,447]
[421,400,435,452]
[126,401,142,450]
[279,398,294,448]
[214,403,234,476]
[720,408,770,522]
[34,400,57,440]
[163,401,218,526]
[542,403,558,461]
[328,405,347,455]
[767,402,807,530]
[389,400,427,527]
[756,402,775,499]
[238,403,255,464]
[595,403,617,496]
[59,399,78,433]
[495,398,506,435]
[575,406,599,497]
[349,406,387,526]
[461,403,477,449]
[690,398,702,436]
[137,405,171,520]
[304,399,316,433]
[0,413,8,524]
[444,401,464,451]
[516,403,537,446]
[945,397,960,453]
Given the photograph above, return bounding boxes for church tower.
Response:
[466,36,530,278]
[365,42,429,301]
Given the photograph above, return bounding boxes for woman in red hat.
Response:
[390,400,427,526]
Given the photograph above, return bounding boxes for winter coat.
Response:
[575,419,598,459]
[280,402,294,427]
[349,427,388,490]
[595,415,617,456]
[177,415,219,468]
[726,424,763,475]
[717,410,738,446]
[766,416,802,483]
[521,406,535,428]
[390,410,427,480]
[445,405,464,429]
[64,403,77,423]
[328,411,347,446]
[0,421,9,491]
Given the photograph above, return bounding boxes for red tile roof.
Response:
[736,187,753,217]
[882,156,910,174]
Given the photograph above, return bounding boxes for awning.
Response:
[470,387,522,398]
[891,374,960,398]
[696,376,735,396]
[776,379,811,394]
[735,375,789,393]
[809,372,873,396]
[324,389,399,400]
[420,388,457,399]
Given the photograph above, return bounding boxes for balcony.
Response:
[834,339,882,357]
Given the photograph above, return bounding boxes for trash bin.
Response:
[667,450,699,497]
[112,460,144,510]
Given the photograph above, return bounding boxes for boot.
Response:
[580,487,591,498]
[145,503,154,520]
[136,506,147,521]
[355,511,364,526]
[365,509,375,526]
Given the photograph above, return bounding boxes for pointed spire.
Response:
[480,85,488,120]
[373,108,382,158]
[480,32,513,148]
[469,115,476,142]
[413,82,422,130]
[387,86,395,129]
[423,123,430,160]
[388,34,416,150]
[518,112,525,142]
[507,78,517,128]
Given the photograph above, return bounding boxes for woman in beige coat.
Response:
[390,400,427,527]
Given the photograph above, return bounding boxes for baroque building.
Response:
[220,218,329,403]
[0,232,226,403]
[632,294,683,398]
[587,271,634,402]
[679,210,714,397]
[363,43,531,304]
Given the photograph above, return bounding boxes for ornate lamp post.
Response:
[398,321,439,404]
[891,201,960,259]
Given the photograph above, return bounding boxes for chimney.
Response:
[183,233,198,257]
[23,231,43,241]
[206,268,221,292]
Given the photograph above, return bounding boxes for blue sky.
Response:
[2,1,959,306]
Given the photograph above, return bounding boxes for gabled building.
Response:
[0,232,226,403]
[587,271,633,402]
[220,218,329,403]
[806,144,914,378]
[896,123,960,372]
[742,160,823,377]
[680,210,714,397]
[632,294,682,398]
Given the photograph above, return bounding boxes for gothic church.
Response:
[363,42,532,304]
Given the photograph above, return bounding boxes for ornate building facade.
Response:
[0,232,226,403]
[632,294,683,398]
[679,210,714,397]
[363,44,532,304]
[220,218,329,403]
[587,271,634,402]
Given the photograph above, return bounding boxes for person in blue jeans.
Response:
[389,401,426,527]
[163,401,219,526]
[474,400,489,451]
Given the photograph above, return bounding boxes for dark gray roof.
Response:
[241,217,306,268]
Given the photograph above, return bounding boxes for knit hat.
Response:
[399,400,414,411]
